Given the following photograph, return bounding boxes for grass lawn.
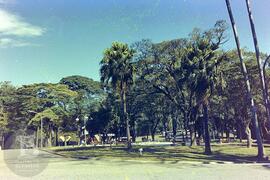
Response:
[48,143,270,163]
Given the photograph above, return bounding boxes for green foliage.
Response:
[0,82,20,133]
[100,42,135,89]
[60,75,102,94]
[60,75,105,127]
[29,108,60,126]
[2,19,270,152]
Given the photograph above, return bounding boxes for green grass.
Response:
[48,143,270,163]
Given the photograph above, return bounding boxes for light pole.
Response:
[76,117,80,145]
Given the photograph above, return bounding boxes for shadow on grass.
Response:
[52,144,270,163]
[262,164,270,170]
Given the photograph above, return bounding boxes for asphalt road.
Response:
[0,149,270,180]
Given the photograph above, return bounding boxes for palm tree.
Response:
[100,42,135,149]
[192,56,225,154]
[245,0,270,129]
[185,20,229,154]
[225,0,265,160]
[193,71,213,155]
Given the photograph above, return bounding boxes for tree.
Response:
[225,0,265,160]
[217,51,252,146]
[60,75,105,134]
[100,42,135,149]
[133,21,227,153]
[17,83,77,147]
[28,108,60,147]
[86,105,111,140]
[245,0,270,130]
[60,75,102,94]
[184,21,227,154]
[0,82,18,149]
[129,87,168,141]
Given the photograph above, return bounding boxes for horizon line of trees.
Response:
[1,19,270,160]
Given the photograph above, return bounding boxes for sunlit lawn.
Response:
[47,143,270,163]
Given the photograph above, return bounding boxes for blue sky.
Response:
[0,0,270,86]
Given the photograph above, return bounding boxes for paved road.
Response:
[0,149,270,180]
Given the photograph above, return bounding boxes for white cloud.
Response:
[0,8,45,48]
[0,0,16,5]
[0,9,45,37]
[0,38,35,48]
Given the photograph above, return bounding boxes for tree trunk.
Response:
[132,121,137,143]
[36,127,39,148]
[190,126,197,146]
[237,121,243,143]
[245,0,270,130]
[239,126,243,143]
[1,135,5,150]
[55,127,59,146]
[50,128,54,146]
[212,130,216,142]
[172,117,177,145]
[220,130,223,144]
[48,125,52,147]
[163,121,168,139]
[262,122,270,140]
[203,102,211,155]
[246,123,252,148]
[121,81,131,150]
[225,0,265,160]
[77,124,80,146]
[151,127,155,142]
[185,129,188,142]
[151,133,155,142]
[132,132,136,143]
[116,127,120,145]
[151,118,160,142]
[226,130,230,143]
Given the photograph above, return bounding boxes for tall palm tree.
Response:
[225,0,265,160]
[245,0,270,129]
[100,42,135,149]
[193,70,213,155]
[187,28,226,154]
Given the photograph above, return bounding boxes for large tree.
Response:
[17,83,77,147]
[184,21,227,154]
[0,82,18,149]
[100,42,135,149]
[60,75,105,135]
[133,21,227,154]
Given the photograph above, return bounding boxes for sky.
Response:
[0,0,270,86]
